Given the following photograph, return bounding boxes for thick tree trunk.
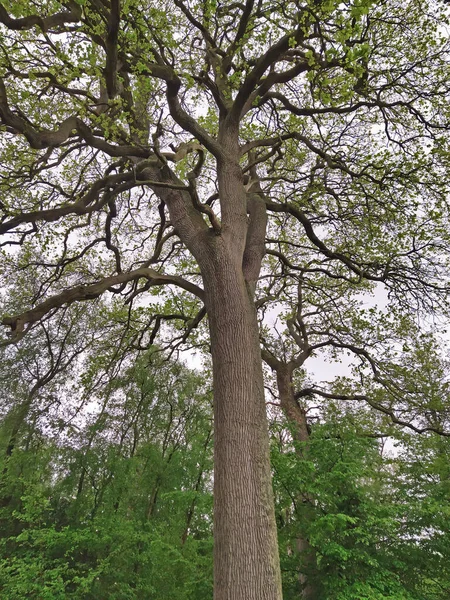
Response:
[202,250,282,600]
[151,126,282,598]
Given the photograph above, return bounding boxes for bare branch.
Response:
[296,387,450,437]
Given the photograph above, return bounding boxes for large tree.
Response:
[1,1,450,598]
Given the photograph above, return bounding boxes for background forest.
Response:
[1,317,449,599]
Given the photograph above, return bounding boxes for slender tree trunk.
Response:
[276,366,310,445]
[181,428,212,545]
[4,397,32,458]
[0,394,34,509]
[203,251,282,600]
[276,365,318,600]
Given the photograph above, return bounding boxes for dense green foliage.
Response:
[1,344,449,599]
[0,351,214,599]
[273,420,450,599]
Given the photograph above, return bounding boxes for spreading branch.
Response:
[2,268,204,343]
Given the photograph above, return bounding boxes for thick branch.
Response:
[0,173,134,235]
[0,1,81,31]
[229,23,306,123]
[137,162,210,256]
[165,77,223,159]
[243,192,267,293]
[228,0,254,60]
[0,80,152,155]
[105,0,120,99]
[2,268,204,341]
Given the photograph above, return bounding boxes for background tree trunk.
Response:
[266,359,319,600]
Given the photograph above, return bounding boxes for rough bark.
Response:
[188,123,283,598]
[137,118,282,597]
[203,248,282,600]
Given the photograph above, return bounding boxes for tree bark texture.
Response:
[151,135,283,599]
[203,249,282,600]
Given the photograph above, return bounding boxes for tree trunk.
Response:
[203,250,282,600]
[276,366,310,445]
[146,128,282,598]
[181,428,212,545]
[276,365,318,600]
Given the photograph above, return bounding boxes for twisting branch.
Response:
[2,268,204,343]
[0,173,136,235]
[229,19,309,123]
[173,0,216,48]
[0,1,82,31]
[264,198,384,281]
[296,387,450,437]
[0,80,153,155]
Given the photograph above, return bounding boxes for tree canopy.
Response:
[1,1,450,598]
